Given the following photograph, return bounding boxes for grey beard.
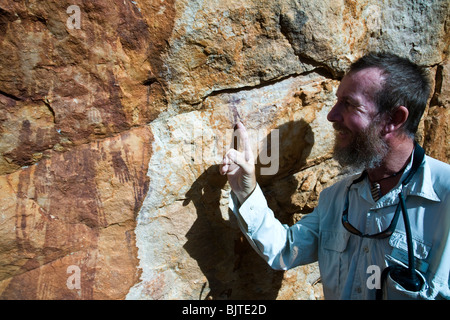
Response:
[333,123,389,172]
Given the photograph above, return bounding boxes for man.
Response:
[219,52,450,299]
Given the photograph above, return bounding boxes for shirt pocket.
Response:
[383,271,428,300]
[384,231,431,299]
[388,231,431,273]
[319,231,351,298]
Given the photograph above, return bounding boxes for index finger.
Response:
[233,122,253,162]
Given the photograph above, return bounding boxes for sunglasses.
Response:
[341,179,402,239]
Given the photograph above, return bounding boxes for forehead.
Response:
[337,67,385,103]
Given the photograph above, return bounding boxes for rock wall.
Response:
[0,0,448,300]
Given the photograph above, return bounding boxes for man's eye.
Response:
[344,101,357,109]
[343,100,352,108]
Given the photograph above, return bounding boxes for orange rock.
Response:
[0,127,152,299]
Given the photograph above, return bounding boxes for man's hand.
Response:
[219,122,257,204]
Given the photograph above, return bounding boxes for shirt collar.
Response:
[403,155,440,202]
[348,151,440,207]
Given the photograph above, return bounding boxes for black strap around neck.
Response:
[402,142,425,186]
[350,142,425,188]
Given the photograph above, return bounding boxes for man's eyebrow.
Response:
[335,93,356,103]
[340,93,362,105]
[346,96,360,105]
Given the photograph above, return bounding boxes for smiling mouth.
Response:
[333,123,351,137]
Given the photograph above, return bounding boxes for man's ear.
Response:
[382,106,409,135]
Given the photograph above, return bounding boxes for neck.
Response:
[367,138,414,194]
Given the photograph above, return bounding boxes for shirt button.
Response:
[356,287,362,293]
[363,247,369,253]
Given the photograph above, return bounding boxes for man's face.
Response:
[327,67,389,170]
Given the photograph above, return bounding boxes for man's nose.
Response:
[327,102,343,123]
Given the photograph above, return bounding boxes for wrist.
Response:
[236,185,257,205]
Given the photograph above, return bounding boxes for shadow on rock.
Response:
[183,120,313,299]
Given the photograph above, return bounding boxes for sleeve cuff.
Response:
[229,184,268,234]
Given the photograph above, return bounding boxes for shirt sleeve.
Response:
[229,184,320,270]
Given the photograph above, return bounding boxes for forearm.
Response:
[229,184,319,270]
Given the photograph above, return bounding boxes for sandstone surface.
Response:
[0,0,448,300]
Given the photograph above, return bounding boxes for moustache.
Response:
[333,123,351,134]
